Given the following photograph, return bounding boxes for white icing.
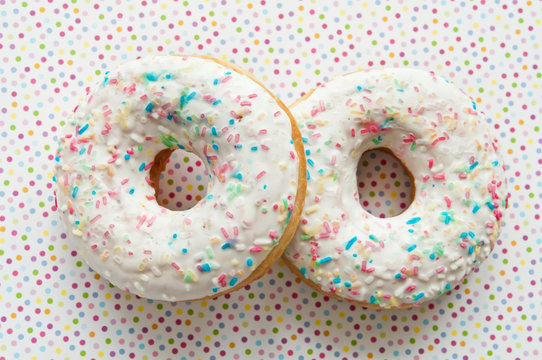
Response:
[284,68,507,308]
[55,55,301,301]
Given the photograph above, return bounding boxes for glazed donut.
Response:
[54,55,306,301]
[283,68,507,309]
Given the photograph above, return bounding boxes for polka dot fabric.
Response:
[0,1,540,359]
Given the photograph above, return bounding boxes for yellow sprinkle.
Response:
[305,205,319,215]
[72,229,82,237]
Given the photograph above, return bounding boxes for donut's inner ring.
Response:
[357,147,416,218]
[149,148,211,210]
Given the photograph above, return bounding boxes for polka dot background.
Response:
[0,0,540,359]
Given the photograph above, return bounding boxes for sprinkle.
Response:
[444,196,452,208]
[432,173,446,180]
[139,163,146,171]
[256,171,267,181]
[472,203,481,213]
[249,247,263,253]
[436,266,446,273]
[486,201,495,210]
[145,102,153,113]
[345,236,357,251]
[229,277,238,286]
[71,186,79,199]
[406,284,417,292]
[469,161,479,171]
[78,123,89,135]
[413,292,425,301]
[407,244,417,252]
[90,214,102,224]
[406,217,421,225]
[318,256,332,264]
[212,99,222,106]
[198,263,211,272]
[120,178,129,185]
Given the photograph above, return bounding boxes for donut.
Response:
[283,68,507,309]
[54,55,306,301]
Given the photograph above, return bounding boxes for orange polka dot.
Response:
[34,63,40,69]
[152,324,158,330]
[476,97,482,103]
[511,240,517,246]
[67,60,73,66]
[94,274,101,280]
[254,39,259,45]
[247,3,253,9]
[73,8,79,14]
[507,306,512,312]
[323,330,330,336]
[460,341,466,347]
[211,21,217,26]
[44,309,50,315]
[22,187,29,193]
[89,332,95,338]
[299,5,304,11]
[16,255,22,261]
[27,130,34,136]
[433,18,438,24]
[11,313,17,319]
[367,353,373,359]
[389,52,395,58]
[0,226,5,232]
[314,33,320,39]
[50,255,56,261]
[291,334,297,340]
[515,29,521,34]
[39,7,45,13]
[382,16,388,22]
[11,102,17,108]
[464,288,470,295]
[117,26,122,32]
[448,46,454,51]
[499,270,506,276]
[229,342,235,349]
[178,20,184,26]
[185,320,191,325]
[162,199,169,205]
[428,345,434,351]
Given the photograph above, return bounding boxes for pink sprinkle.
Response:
[103,109,113,117]
[261,144,269,151]
[200,127,207,137]
[323,222,331,233]
[230,110,241,119]
[274,111,281,117]
[102,196,107,205]
[436,266,445,273]
[330,156,336,166]
[221,227,230,239]
[147,215,156,227]
[318,100,326,112]
[121,178,129,185]
[90,214,102,224]
[233,226,239,237]
[249,247,263,253]
[136,215,147,230]
[226,134,233,143]
[256,171,267,181]
[458,172,468,179]
[144,250,152,255]
[95,200,100,209]
[87,144,93,155]
[413,266,419,275]
[183,217,192,225]
[63,173,69,186]
[259,129,267,135]
[221,126,229,134]
[465,191,471,200]
[248,93,258,99]
[269,231,278,239]
[383,294,392,299]
[273,204,279,211]
[366,267,375,273]
[318,232,330,239]
[444,196,452,208]
[422,175,430,182]
[402,133,416,143]
[221,75,232,83]
[459,242,468,249]
[217,273,226,282]
[171,262,181,271]
[351,128,356,137]
[140,94,148,101]
[108,190,119,198]
[428,159,434,169]
[345,98,352,106]
[145,176,152,186]
[235,134,240,143]
[314,196,320,203]
[226,211,234,219]
[432,173,446,180]
[240,101,251,107]
[361,260,367,271]
[350,291,360,295]
[406,284,417,292]
[310,108,319,117]
[400,267,407,273]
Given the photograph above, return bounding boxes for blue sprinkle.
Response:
[211,127,218,136]
[78,123,89,135]
[145,72,160,81]
[406,217,421,225]
[332,278,341,284]
[429,253,436,260]
[369,295,376,304]
[72,186,78,199]
[306,169,311,181]
[206,194,214,200]
[469,161,479,171]
[345,236,357,251]
[460,232,468,238]
[300,267,306,276]
[468,231,475,238]
[229,119,235,125]
[301,137,308,143]
[139,163,145,171]
[486,202,495,210]
[407,244,417,252]
[344,282,351,288]
[182,248,188,254]
[129,188,135,195]
[492,160,499,167]
[356,85,363,91]
[472,203,481,213]
[124,154,130,160]
[468,246,474,255]
[212,99,222,106]
[445,283,451,290]
[212,288,218,293]
[234,173,243,180]
[167,113,173,120]
[307,158,315,167]
[229,277,238,286]
[305,149,310,156]
[250,146,258,151]
[221,243,231,250]
[165,73,173,79]
[395,273,402,279]
[408,229,414,233]
[472,100,477,110]
[212,143,219,151]
[413,292,425,301]
[200,263,211,272]
[79,147,86,155]
[145,102,153,112]
[246,258,253,267]
[319,256,332,264]
[213,79,219,85]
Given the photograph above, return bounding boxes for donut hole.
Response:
[153,148,210,211]
[356,148,414,218]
